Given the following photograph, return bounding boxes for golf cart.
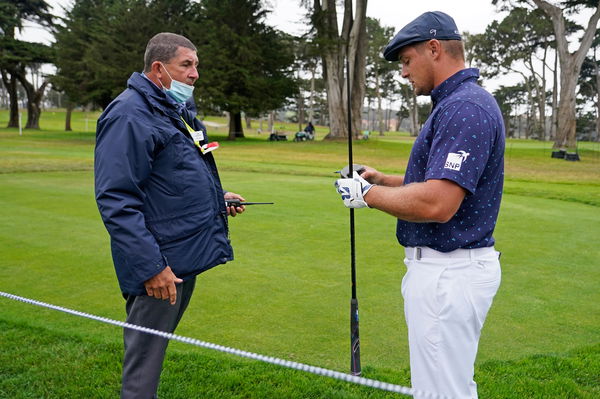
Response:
[293,130,314,141]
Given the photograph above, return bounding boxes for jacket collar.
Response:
[127,72,182,116]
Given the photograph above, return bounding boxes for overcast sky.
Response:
[15,1,597,94]
[16,0,512,93]
[268,0,504,37]
[20,0,504,44]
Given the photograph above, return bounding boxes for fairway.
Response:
[1,112,599,398]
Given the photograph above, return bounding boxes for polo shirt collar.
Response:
[431,68,480,108]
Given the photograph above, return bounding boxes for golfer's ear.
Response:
[427,39,442,58]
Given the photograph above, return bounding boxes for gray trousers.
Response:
[121,278,196,399]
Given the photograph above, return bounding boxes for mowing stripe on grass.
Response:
[0,291,452,399]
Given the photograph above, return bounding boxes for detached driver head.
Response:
[336,164,365,178]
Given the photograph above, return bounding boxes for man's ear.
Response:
[427,39,442,59]
[146,61,167,89]
[151,61,163,76]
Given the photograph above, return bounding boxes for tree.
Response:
[397,82,420,136]
[11,41,53,129]
[467,8,556,141]
[578,33,600,141]
[0,0,54,128]
[52,0,104,130]
[494,84,529,137]
[534,0,600,158]
[191,0,297,139]
[365,17,396,136]
[495,0,600,159]
[307,0,368,139]
[291,35,321,131]
[53,0,192,116]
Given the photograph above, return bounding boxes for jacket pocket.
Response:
[146,210,213,245]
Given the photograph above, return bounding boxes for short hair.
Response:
[143,33,197,72]
[410,39,464,62]
[440,40,465,61]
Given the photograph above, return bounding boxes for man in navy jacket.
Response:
[95,32,245,398]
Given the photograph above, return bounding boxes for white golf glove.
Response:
[334,171,375,208]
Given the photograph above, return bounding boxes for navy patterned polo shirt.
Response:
[396,68,505,252]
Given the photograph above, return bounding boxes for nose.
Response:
[401,66,408,79]
[189,67,199,81]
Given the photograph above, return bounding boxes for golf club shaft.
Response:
[347,52,361,377]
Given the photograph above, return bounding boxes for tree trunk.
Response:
[314,0,367,140]
[525,47,548,140]
[596,61,600,142]
[308,64,316,123]
[370,101,375,130]
[375,73,384,135]
[1,69,20,128]
[396,110,403,132]
[525,81,533,140]
[410,91,419,136]
[386,105,391,133]
[365,99,371,130]
[297,91,305,132]
[322,48,346,139]
[16,68,49,130]
[550,49,558,141]
[228,111,244,140]
[533,0,600,157]
[268,111,275,133]
[502,111,511,138]
[348,0,368,138]
[538,45,548,140]
[65,101,74,132]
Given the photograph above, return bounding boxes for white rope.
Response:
[0,291,450,399]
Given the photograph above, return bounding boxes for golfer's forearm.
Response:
[379,174,405,187]
[365,185,440,222]
[365,181,463,223]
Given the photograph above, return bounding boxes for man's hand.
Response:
[334,171,376,208]
[358,165,385,185]
[224,192,246,217]
[144,266,183,305]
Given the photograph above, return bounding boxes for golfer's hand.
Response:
[334,171,375,209]
[224,192,246,217]
[144,266,183,305]
[359,165,384,185]
[360,165,404,187]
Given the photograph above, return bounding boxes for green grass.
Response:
[1,319,598,398]
[1,109,599,398]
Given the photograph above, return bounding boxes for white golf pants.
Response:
[402,247,501,399]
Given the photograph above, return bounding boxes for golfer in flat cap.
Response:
[335,11,504,399]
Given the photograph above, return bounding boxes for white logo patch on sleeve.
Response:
[444,150,470,171]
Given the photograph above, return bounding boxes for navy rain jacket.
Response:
[95,72,233,295]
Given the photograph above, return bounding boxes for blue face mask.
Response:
[159,63,194,103]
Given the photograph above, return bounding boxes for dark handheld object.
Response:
[346,54,361,377]
[350,298,361,375]
[225,200,274,207]
[337,164,365,178]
